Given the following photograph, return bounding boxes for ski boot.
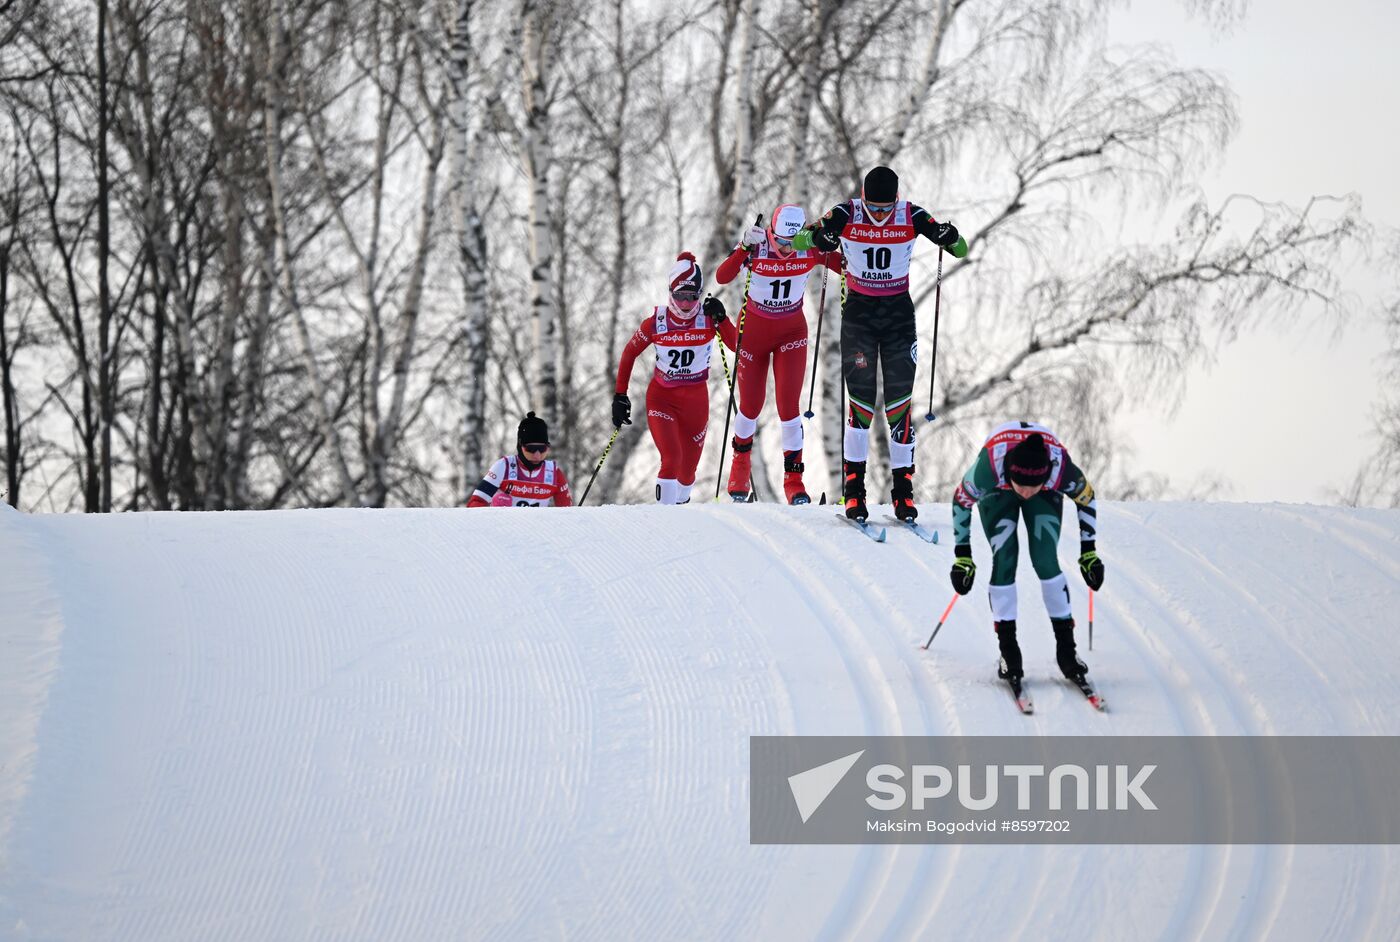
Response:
[1052,617,1089,682]
[783,450,810,505]
[842,460,868,521]
[891,465,917,521]
[995,619,1024,682]
[727,437,753,502]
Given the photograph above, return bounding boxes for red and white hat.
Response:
[768,204,806,254]
[669,251,703,298]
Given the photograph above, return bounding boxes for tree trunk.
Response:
[449,0,492,490]
[521,0,557,423]
[96,0,114,512]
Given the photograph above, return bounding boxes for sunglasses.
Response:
[521,443,549,454]
[672,289,700,302]
[865,201,895,215]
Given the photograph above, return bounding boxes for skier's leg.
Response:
[734,321,771,442]
[728,323,770,499]
[647,383,684,504]
[841,307,878,515]
[1025,491,1086,677]
[879,310,919,518]
[772,317,810,503]
[879,309,918,469]
[676,384,709,497]
[979,491,1025,677]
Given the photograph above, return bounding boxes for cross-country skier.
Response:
[791,165,968,522]
[714,205,843,504]
[946,421,1106,686]
[466,411,573,507]
[613,252,737,504]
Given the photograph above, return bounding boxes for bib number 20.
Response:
[666,349,696,370]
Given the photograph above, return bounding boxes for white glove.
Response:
[739,225,765,249]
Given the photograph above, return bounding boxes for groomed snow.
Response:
[2,499,1398,940]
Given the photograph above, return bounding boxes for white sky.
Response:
[1108,0,1399,504]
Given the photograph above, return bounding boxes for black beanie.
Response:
[517,411,549,446]
[1005,433,1051,486]
[863,166,899,202]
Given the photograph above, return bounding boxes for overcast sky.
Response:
[1107,0,1398,504]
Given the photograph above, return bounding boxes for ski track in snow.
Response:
[1,500,1398,941]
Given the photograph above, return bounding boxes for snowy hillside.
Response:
[2,499,1399,940]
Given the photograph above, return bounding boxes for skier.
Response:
[714,205,843,504]
[791,165,968,522]
[946,421,1106,688]
[613,252,737,504]
[466,411,573,507]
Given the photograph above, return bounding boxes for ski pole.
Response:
[713,214,761,500]
[718,328,732,387]
[803,263,829,419]
[578,426,621,506]
[1089,589,1094,651]
[922,592,961,649]
[923,247,944,423]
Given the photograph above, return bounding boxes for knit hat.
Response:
[517,411,549,446]
[667,251,703,318]
[1005,433,1052,486]
[769,204,806,251]
[863,166,899,203]
[669,252,703,298]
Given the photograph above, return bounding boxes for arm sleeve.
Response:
[792,203,851,251]
[715,245,749,285]
[553,468,573,508]
[467,458,508,508]
[717,317,739,352]
[813,203,850,244]
[615,317,656,394]
[911,204,968,258]
[1057,457,1099,547]
[951,450,997,546]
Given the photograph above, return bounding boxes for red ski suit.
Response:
[615,306,738,485]
[715,243,842,426]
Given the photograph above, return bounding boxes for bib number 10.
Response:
[862,247,892,270]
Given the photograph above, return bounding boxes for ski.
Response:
[1069,676,1107,712]
[836,513,887,542]
[883,517,939,543]
[1006,676,1034,714]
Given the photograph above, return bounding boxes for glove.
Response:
[950,546,976,595]
[612,393,631,428]
[703,295,726,324]
[930,222,959,247]
[929,223,969,259]
[1078,544,1105,590]
[739,225,765,249]
[811,226,840,252]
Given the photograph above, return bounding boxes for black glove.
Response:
[612,393,631,428]
[1078,542,1105,590]
[950,545,976,595]
[703,295,726,324]
[930,221,960,247]
[811,225,840,252]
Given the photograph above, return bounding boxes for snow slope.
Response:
[1,499,1398,941]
